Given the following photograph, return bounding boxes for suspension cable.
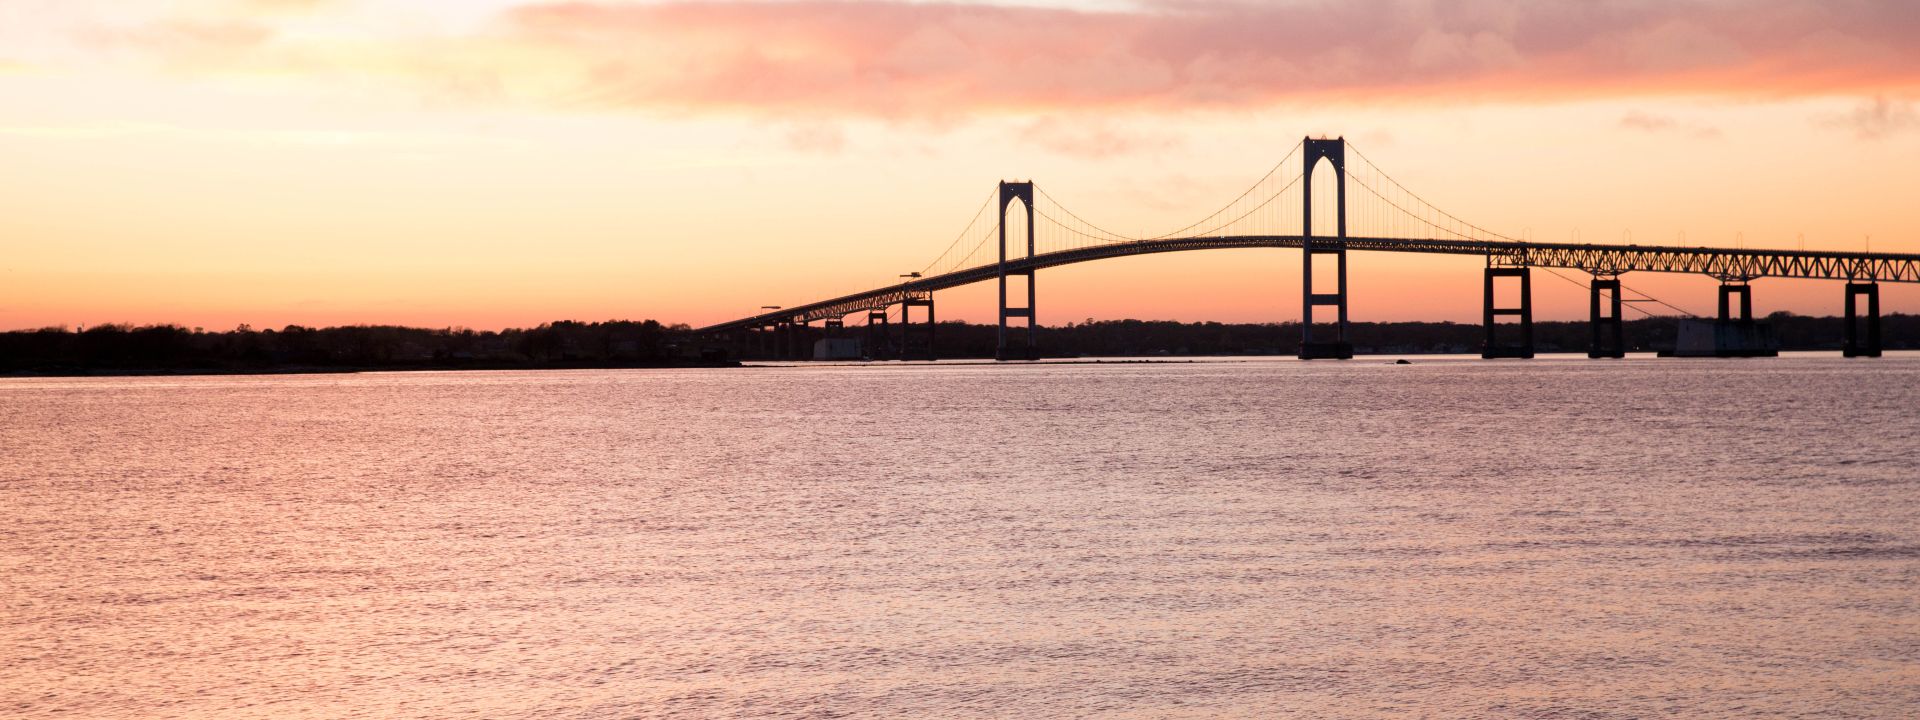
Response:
[1031,139,1304,243]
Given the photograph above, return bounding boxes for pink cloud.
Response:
[1618,111,1722,139]
[1821,95,1919,139]
[70,1,1920,119]
[487,0,1920,117]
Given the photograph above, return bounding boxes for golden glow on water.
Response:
[3,357,1917,717]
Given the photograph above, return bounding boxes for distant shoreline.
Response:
[4,314,1915,377]
[12,351,1914,379]
[1,358,740,379]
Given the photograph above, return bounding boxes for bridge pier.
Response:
[1718,282,1753,323]
[786,320,805,361]
[1694,280,1778,357]
[997,181,1038,361]
[865,309,890,360]
[1482,266,1534,359]
[1589,276,1625,358]
[1844,283,1882,358]
[756,323,775,360]
[818,318,844,360]
[901,295,936,361]
[772,321,791,360]
[1300,137,1353,360]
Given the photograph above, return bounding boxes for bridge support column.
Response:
[1300,137,1353,359]
[997,181,1038,361]
[1844,283,1882,358]
[901,295,936,361]
[1482,266,1534,359]
[865,309,890,360]
[1589,276,1625,358]
[773,321,792,360]
[1709,280,1778,357]
[1718,282,1753,323]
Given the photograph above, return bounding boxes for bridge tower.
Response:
[1300,137,1352,359]
[997,181,1038,361]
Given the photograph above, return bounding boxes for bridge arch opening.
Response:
[1308,157,1342,241]
[1307,159,1343,294]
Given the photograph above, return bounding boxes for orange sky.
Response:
[3,0,1919,331]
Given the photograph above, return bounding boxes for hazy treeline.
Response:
[853,312,1920,358]
[0,320,702,373]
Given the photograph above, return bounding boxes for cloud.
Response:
[86,18,275,53]
[1020,117,1182,158]
[73,1,1920,118]
[783,122,847,154]
[478,0,1920,117]
[1821,96,1919,139]
[1618,111,1722,138]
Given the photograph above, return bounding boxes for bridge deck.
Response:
[696,235,1920,333]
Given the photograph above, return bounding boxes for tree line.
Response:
[0,320,708,374]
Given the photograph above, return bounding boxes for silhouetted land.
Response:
[2,313,1914,375]
[0,320,725,376]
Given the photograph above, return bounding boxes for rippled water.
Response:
[4,355,1918,718]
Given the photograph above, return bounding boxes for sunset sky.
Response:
[3,0,1918,330]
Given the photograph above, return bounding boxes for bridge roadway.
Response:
[695,235,1920,333]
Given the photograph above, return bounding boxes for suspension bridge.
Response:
[695,137,1917,361]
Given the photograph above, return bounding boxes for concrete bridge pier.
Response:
[1589,276,1625,358]
[1482,266,1534,359]
[794,320,815,361]
[775,320,794,360]
[1300,244,1352,359]
[865,309,890,360]
[901,295,937,361]
[1844,283,1882,357]
[1718,282,1753,323]
[1687,280,1777,358]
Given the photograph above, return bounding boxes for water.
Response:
[3,355,1917,718]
